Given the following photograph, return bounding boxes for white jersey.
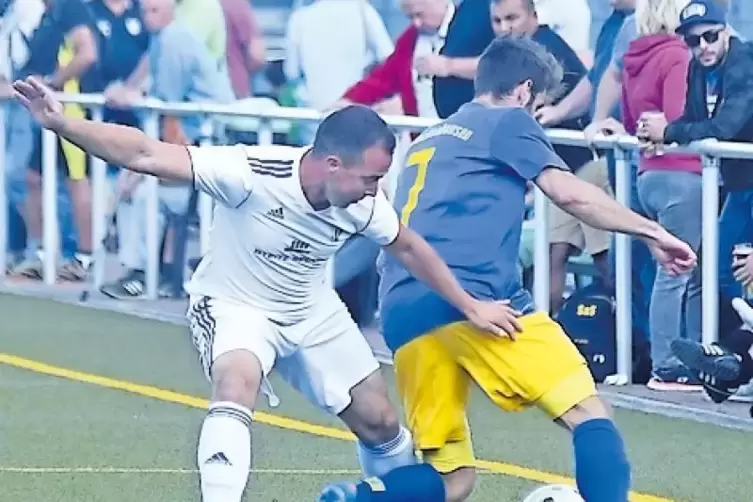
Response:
[184,144,400,323]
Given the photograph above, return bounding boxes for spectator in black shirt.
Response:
[88,0,150,131]
[12,0,99,281]
[640,0,753,321]
[432,0,495,118]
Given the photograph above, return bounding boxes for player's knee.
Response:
[343,371,401,444]
[210,349,264,410]
[443,466,477,502]
[556,395,613,431]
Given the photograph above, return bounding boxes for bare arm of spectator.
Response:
[236,1,266,73]
[446,57,479,79]
[535,76,592,126]
[591,63,621,122]
[48,25,97,89]
[123,57,149,90]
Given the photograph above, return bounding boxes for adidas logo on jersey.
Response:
[266,207,284,219]
[205,452,232,466]
[332,227,344,241]
[284,239,311,253]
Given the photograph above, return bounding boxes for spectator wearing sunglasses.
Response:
[639,0,753,323]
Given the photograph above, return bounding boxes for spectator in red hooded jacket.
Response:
[591,0,704,392]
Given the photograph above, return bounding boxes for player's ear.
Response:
[325,155,343,172]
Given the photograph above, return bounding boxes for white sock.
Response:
[357,425,417,478]
[197,401,253,502]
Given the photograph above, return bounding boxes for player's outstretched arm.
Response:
[535,167,697,275]
[13,76,192,182]
[384,225,523,338]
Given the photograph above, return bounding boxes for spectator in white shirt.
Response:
[284,0,393,142]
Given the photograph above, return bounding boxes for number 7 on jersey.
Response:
[400,147,435,225]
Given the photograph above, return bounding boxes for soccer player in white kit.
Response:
[14,76,523,502]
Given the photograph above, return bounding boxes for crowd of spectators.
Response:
[3,0,753,402]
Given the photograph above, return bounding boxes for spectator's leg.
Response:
[100,182,166,299]
[333,236,381,326]
[630,161,656,347]
[549,201,584,314]
[717,190,753,303]
[639,171,703,390]
[160,185,194,297]
[549,242,576,315]
[580,158,613,290]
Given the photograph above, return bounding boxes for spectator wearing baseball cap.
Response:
[638,0,753,345]
[675,0,727,35]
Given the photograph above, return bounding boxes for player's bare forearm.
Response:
[536,168,662,242]
[55,117,193,181]
[385,226,478,314]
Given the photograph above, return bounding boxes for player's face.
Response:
[325,146,392,207]
[490,0,538,38]
[684,24,729,67]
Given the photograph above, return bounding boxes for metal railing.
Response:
[3,92,753,384]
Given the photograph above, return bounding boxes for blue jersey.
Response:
[379,103,567,352]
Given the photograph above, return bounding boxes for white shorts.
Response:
[186,295,380,415]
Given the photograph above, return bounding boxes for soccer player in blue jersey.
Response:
[319,36,697,502]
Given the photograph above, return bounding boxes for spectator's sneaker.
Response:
[697,371,744,404]
[11,255,44,279]
[729,382,753,404]
[58,257,89,282]
[100,270,146,300]
[671,339,741,382]
[318,482,358,502]
[158,279,186,299]
[646,366,703,391]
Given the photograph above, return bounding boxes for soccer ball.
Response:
[522,484,584,502]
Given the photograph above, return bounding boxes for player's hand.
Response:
[643,229,697,276]
[465,300,523,340]
[13,76,65,131]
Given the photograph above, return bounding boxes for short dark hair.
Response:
[311,105,396,165]
[474,36,563,100]
[490,0,536,13]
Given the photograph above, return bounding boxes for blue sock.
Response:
[573,418,631,502]
[355,463,445,501]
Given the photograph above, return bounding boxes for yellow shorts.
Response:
[393,311,597,473]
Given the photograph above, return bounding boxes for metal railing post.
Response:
[533,187,550,312]
[701,154,720,345]
[0,104,6,277]
[611,145,633,385]
[198,118,214,255]
[142,112,160,300]
[41,128,59,284]
[88,107,108,288]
